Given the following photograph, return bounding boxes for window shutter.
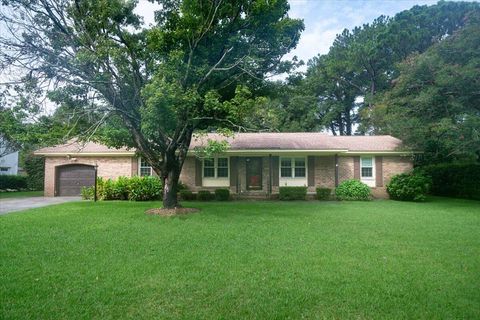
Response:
[195,158,202,186]
[230,157,237,187]
[353,156,360,180]
[271,156,279,186]
[307,156,315,186]
[375,156,383,187]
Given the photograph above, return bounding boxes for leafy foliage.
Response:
[316,187,332,200]
[179,190,196,201]
[0,175,28,190]
[268,1,479,137]
[386,173,431,202]
[86,176,163,201]
[372,13,480,163]
[197,190,214,201]
[127,176,163,201]
[214,189,230,201]
[279,186,307,200]
[335,179,371,201]
[23,154,45,191]
[417,163,480,200]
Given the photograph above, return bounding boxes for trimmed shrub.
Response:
[316,187,331,200]
[0,175,28,190]
[215,188,230,201]
[279,186,307,200]
[111,176,130,200]
[197,190,214,201]
[179,190,196,201]
[387,173,431,202]
[417,163,480,200]
[81,186,94,200]
[335,179,371,201]
[128,176,163,201]
[84,176,162,201]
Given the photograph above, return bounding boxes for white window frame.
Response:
[138,157,153,176]
[202,157,229,187]
[360,156,376,187]
[279,157,307,187]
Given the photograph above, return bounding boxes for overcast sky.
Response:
[135,0,448,65]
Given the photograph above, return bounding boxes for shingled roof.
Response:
[190,133,404,151]
[34,140,134,155]
[34,133,407,155]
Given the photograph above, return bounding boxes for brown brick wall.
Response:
[315,156,335,188]
[179,156,196,189]
[382,156,413,185]
[44,156,135,196]
[44,154,413,198]
[338,156,354,183]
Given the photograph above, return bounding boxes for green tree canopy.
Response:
[372,12,480,163]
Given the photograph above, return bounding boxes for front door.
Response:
[246,157,262,190]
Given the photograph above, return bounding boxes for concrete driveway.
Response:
[0,197,81,215]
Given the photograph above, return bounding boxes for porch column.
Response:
[268,154,272,195]
[334,154,339,187]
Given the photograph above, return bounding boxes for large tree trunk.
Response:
[162,168,180,208]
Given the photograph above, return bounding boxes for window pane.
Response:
[140,158,150,167]
[295,158,305,167]
[140,167,151,176]
[281,158,292,167]
[217,158,228,167]
[281,167,292,178]
[204,167,215,177]
[204,158,214,167]
[361,157,372,167]
[361,167,373,178]
[217,167,228,178]
[295,167,306,178]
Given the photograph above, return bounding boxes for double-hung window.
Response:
[361,157,374,178]
[280,157,306,178]
[139,158,153,176]
[203,157,229,178]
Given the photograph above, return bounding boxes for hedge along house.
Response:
[34,133,414,198]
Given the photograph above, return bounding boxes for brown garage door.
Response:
[56,164,95,196]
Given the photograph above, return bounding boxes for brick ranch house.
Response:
[34,133,414,198]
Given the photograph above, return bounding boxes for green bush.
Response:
[0,175,28,190]
[23,154,44,190]
[82,176,162,201]
[128,176,163,201]
[387,173,431,201]
[179,190,196,201]
[417,163,480,200]
[335,179,371,201]
[316,187,331,200]
[197,190,214,201]
[81,186,94,200]
[111,176,130,200]
[279,186,307,200]
[215,189,230,201]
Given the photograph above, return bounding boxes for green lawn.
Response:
[0,190,43,199]
[1,198,479,319]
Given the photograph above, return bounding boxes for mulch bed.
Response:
[145,207,200,216]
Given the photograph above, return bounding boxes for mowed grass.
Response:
[1,198,479,319]
[0,190,43,199]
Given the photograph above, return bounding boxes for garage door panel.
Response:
[57,164,95,196]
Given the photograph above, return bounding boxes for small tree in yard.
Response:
[0,0,303,208]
